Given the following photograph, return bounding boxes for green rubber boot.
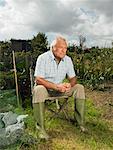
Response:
[74,99,87,132]
[33,102,49,140]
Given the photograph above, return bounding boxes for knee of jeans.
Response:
[33,85,46,92]
[33,85,48,102]
[76,84,84,90]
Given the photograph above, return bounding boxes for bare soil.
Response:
[85,84,113,122]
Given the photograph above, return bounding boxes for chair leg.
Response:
[47,98,70,121]
[55,99,60,109]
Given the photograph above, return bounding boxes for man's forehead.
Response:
[56,39,67,46]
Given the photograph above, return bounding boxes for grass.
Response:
[0,90,113,150]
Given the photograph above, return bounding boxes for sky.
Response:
[0,0,113,48]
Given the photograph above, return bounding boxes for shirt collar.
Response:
[49,50,65,61]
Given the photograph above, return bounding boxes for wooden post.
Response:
[12,50,20,107]
[29,67,34,93]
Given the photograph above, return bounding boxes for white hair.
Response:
[50,35,68,51]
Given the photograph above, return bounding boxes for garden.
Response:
[0,33,113,150]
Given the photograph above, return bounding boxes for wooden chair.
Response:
[29,67,70,121]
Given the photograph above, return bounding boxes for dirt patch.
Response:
[85,88,113,107]
[85,85,113,121]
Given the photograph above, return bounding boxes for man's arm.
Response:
[61,76,77,92]
[66,57,76,87]
[35,77,66,92]
[68,76,77,87]
[35,77,58,90]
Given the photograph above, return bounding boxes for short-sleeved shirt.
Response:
[34,50,76,84]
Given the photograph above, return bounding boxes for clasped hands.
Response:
[56,83,71,93]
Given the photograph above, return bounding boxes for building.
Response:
[10,39,32,52]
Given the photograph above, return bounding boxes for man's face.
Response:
[53,40,67,59]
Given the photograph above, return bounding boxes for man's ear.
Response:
[53,46,56,52]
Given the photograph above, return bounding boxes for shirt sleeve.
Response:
[67,57,76,78]
[34,55,45,78]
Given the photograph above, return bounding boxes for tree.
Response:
[0,41,12,71]
[31,32,48,55]
[79,35,86,49]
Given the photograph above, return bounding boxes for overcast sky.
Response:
[0,0,113,47]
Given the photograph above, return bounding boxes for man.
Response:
[33,36,86,139]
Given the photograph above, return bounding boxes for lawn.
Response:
[0,87,113,150]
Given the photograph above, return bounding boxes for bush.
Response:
[0,62,4,71]
[67,47,113,89]
[0,71,15,90]
[0,89,17,112]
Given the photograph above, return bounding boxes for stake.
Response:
[12,50,20,107]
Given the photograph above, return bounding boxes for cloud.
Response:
[85,0,113,19]
[0,0,113,47]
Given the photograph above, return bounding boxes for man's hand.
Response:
[63,83,71,92]
[56,84,66,92]
[56,83,71,93]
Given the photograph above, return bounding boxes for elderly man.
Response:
[33,36,86,139]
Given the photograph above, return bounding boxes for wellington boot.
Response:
[36,123,49,140]
[33,102,49,140]
[74,99,87,132]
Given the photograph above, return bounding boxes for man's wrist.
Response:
[53,84,59,91]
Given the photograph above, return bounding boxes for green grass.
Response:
[20,98,113,150]
[0,90,113,150]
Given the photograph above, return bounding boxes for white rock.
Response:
[16,114,28,123]
[5,122,24,134]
